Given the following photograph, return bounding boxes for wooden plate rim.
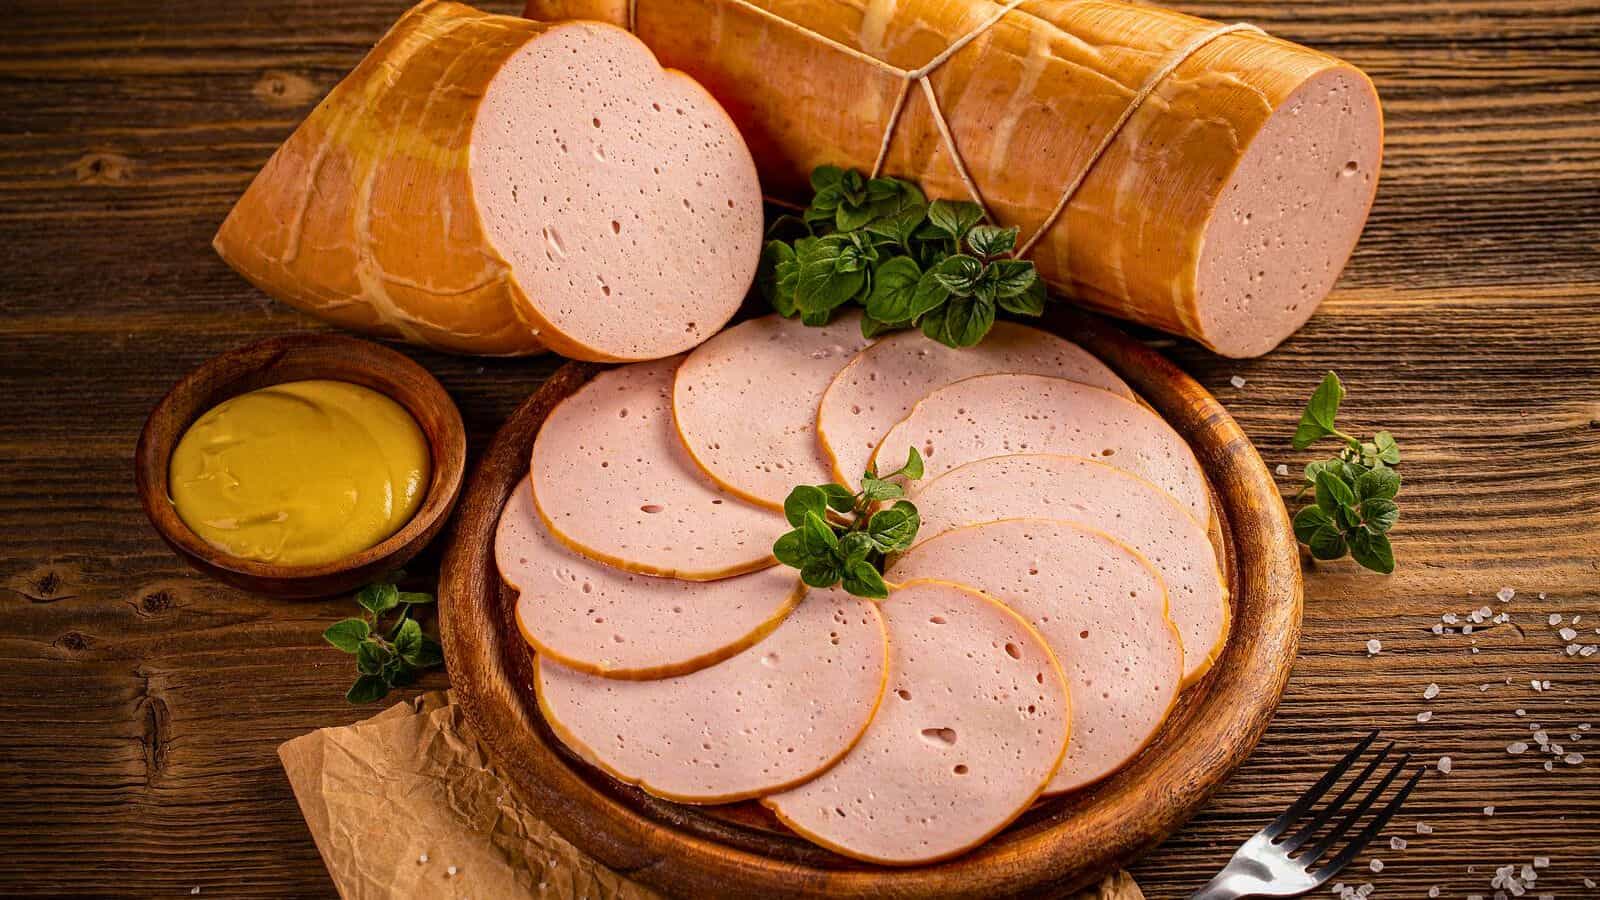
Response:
[439,310,1302,898]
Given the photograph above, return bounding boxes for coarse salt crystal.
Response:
[1516,708,1526,716]
[1428,889,1440,899]
[1584,878,1596,889]
[1367,639,1382,655]
[1431,623,1445,635]
[1369,859,1384,873]
[1532,680,1544,692]
[1483,805,1495,815]
[1549,614,1562,626]
[1533,857,1549,868]
[1463,624,1475,635]
[447,866,458,877]
[1522,864,1536,882]
[418,853,429,864]
[1568,645,1581,656]
[1417,710,1433,723]
[1444,613,1460,624]
[1472,647,1480,654]
[1230,375,1247,388]
[1543,680,1552,690]
[1560,627,1579,640]
[1582,723,1592,731]
[1535,729,1550,745]
[1566,752,1584,764]
[1544,760,1554,771]
[1391,836,1408,851]
[1498,587,1516,602]
[1508,742,1529,754]
[1276,463,1289,476]
[1437,756,1452,773]
[1478,606,1493,618]
[1416,822,1433,834]
[1424,683,1440,700]
[1538,592,1546,599]
[1584,645,1599,657]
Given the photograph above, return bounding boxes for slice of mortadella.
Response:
[890,519,1183,794]
[872,373,1210,522]
[912,454,1228,685]
[763,579,1069,865]
[532,357,786,579]
[673,311,873,510]
[498,476,802,678]
[536,588,887,803]
[816,322,1132,484]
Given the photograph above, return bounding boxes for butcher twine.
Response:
[624,0,1263,259]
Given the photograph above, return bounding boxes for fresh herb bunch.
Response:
[758,166,1046,348]
[1289,372,1402,574]
[322,580,445,703]
[772,448,925,600]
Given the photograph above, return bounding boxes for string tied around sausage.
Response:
[624,0,1262,262]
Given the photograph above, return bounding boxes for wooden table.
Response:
[2,1,1596,896]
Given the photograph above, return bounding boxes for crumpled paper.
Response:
[279,692,1144,900]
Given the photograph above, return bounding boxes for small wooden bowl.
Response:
[136,334,467,598]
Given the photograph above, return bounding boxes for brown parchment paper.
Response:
[279,691,1145,900]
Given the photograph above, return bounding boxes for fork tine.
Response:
[1310,763,1427,883]
[1300,752,1411,864]
[1261,730,1380,839]
[1279,741,1394,853]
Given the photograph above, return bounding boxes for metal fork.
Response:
[1189,731,1427,899]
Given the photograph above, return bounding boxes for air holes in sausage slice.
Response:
[891,519,1183,794]
[817,322,1132,485]
[498,476,802,678]
[536,588,887,804]
[912,454,1228,685]
[531,357,786,580]
[872,373,1210,522]
[763,579,1070,866]
[673,311,873,509]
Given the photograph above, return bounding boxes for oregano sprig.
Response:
[758,166,1046,348]
[1289,372,1402,574]
[322,579,445,703]
[772,447,925,599]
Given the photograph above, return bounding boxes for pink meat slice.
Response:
[470,23,763,361]
[673,311,873,509]
[498,476,802,678]
[873,373,1209,522]
[536,588,887,803]
[531,357,786,579]
[817,322,1132,484]
[764,579,1069,866]
[912,454,1228,685]
[891,519,1182,794]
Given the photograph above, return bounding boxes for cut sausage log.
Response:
[816,322,1131,484]
[873,374,1211,522]
[215,1,762,360]
[531,357,786,579]
[527,0,1382,357]
[912,454,1228,685]
[498,476,803,678]
[890,520,1183,794]
[673,311,873,509]
[763,579,1069,865]
[536,588,887,803]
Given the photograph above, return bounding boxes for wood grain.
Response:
[0,0,1597,897]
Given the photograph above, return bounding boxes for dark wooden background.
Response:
[2,0,1596,896]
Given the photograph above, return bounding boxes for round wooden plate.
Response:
[438,308,1302,899]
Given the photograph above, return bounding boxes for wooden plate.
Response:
[438,309,1302,898]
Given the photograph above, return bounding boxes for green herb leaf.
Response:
[878,446,923,481]
[758,240,800,317]
[323,618,370,653]
[987,258,1036,297]
[922,296,995,348]
[346,675,390,704]
[1355,466,1400,501]
[998,276,1046,317]
[1292,505,1335,545]
[411,636,445,669]
[840,560,889,600]
[1292,372,1345,450]
[795,236,869,314]
[801,511,840,556]
[799,558,842,589]
[1374,431,1401,465]
[783,484,830,527]
[810,165,846,193]
[1314,469,1357,513]
[772,530,807,567]
[931,255,985,295]
[867,500,920,552]
[1348,530,1395,574]
[393,617,424,665]
[864,256,924,324]
[818,483,858,513]
[839,531,875,565]
[356,640,389,676]
[397,591,434,606]
[1359,498,1400,534]
[926,199,985,241]
[357,583,400,616]
[965,224,1018,257]
[1307,526,1349,561]
[860,476,905,503]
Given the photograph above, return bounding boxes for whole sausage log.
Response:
[527,0,1382,357]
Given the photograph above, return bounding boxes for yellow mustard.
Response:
[168,379,430,566]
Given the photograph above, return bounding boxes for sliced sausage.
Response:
[215,3,762,359]
[536,588,887,803]
[817,323,1132,485]
[890,519,1182,794]
[872,373,1209,522]
[763,579,1069,865]
[912,454,1228,685]
[531,357,786,580]
[673,311,873,509]
[498,476,802,678]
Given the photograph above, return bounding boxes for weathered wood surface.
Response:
[0,0,1595,897]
